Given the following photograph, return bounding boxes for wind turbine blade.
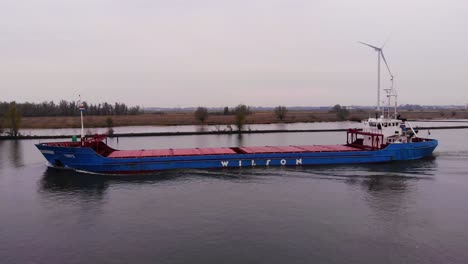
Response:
[380,34,392,49]
[380,50,393,78]
[358,41,380,50]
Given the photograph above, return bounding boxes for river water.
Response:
[13,120,468,136]
[1,126,468,264]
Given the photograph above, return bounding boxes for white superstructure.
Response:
[358,41,419,148]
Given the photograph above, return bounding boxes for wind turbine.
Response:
[358,41,393,111]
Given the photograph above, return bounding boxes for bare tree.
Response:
[274,106,288,121]
[234,104,249,132]
[6,102,21,137]
[194,107,209,123]
[106,117,114,136]
[331,104,349,121]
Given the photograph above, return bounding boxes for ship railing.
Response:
[346,129,385,150]
[361,127,382,134]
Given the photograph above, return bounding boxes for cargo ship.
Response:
[35,127,436,174]
[35,47,438,174]
[35,114,437,174]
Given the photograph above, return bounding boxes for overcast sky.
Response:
[1,0,467,107]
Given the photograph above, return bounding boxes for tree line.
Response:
[194,105,288,133]
[0,100,143,117]
[193,104,353,132]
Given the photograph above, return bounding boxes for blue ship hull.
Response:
[35,139,438,175]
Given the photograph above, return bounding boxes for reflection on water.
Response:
[39,168,109,201]
[38,157,437,200]
[287,157,437,221]
[356,158,437,225]
[0,140,4,170]
[39,167,193,197]
[236,133,244,147]
[9,140,23,168]
[195,125,207,132]
[287,156,437,181]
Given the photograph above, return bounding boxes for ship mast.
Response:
[383,77,398,119]
[78,95,85,146]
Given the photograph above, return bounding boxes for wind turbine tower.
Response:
[359,41,393,111]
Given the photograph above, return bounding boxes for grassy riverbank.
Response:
[4,109,468,129]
